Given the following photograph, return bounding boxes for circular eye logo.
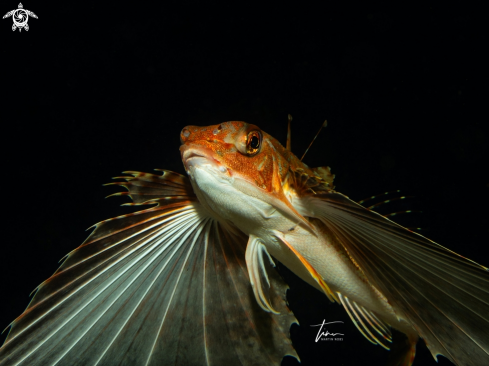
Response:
[3,3,38,32]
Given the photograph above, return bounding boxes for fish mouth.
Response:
[180,145,228,175]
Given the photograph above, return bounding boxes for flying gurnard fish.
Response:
[0,120,488,366]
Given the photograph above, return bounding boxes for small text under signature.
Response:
[310,320,345,342]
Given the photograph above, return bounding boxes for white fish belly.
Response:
[188,163,403,327]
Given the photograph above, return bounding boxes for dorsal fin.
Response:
[300,119,327,161]
[286,114,292,151]
[311,166,335,188]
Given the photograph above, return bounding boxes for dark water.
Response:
[1,3,486,365]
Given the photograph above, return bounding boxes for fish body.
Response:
[0,121,488,366]
[181,122,401,327]
[180,122,418,356]
[180,121,489,365]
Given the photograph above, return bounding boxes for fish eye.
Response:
[246,131,261,155]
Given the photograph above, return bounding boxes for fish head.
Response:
[179,121,313,233]
[180,121,288,193]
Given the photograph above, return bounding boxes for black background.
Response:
[1,2,487,365]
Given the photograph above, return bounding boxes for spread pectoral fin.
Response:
[0,170,297,366]
[300,192,489,366]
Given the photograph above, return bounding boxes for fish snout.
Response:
[180,127,192,144]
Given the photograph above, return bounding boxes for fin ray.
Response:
[245,235,280,314]
[300,192,489,365]
[0,170,297,366]
[337,293,392,349]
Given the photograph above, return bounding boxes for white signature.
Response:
[310,320,345,342]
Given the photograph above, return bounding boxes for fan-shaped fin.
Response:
[337,292,392,350]
[299,192,489,366]
[103,170,193,204]
[0,170,297,366]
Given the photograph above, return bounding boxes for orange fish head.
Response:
[180,121,291,194]
[179,120,320,236]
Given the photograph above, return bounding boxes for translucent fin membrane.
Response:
[0,170,298,366]
[305,192,489,366]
